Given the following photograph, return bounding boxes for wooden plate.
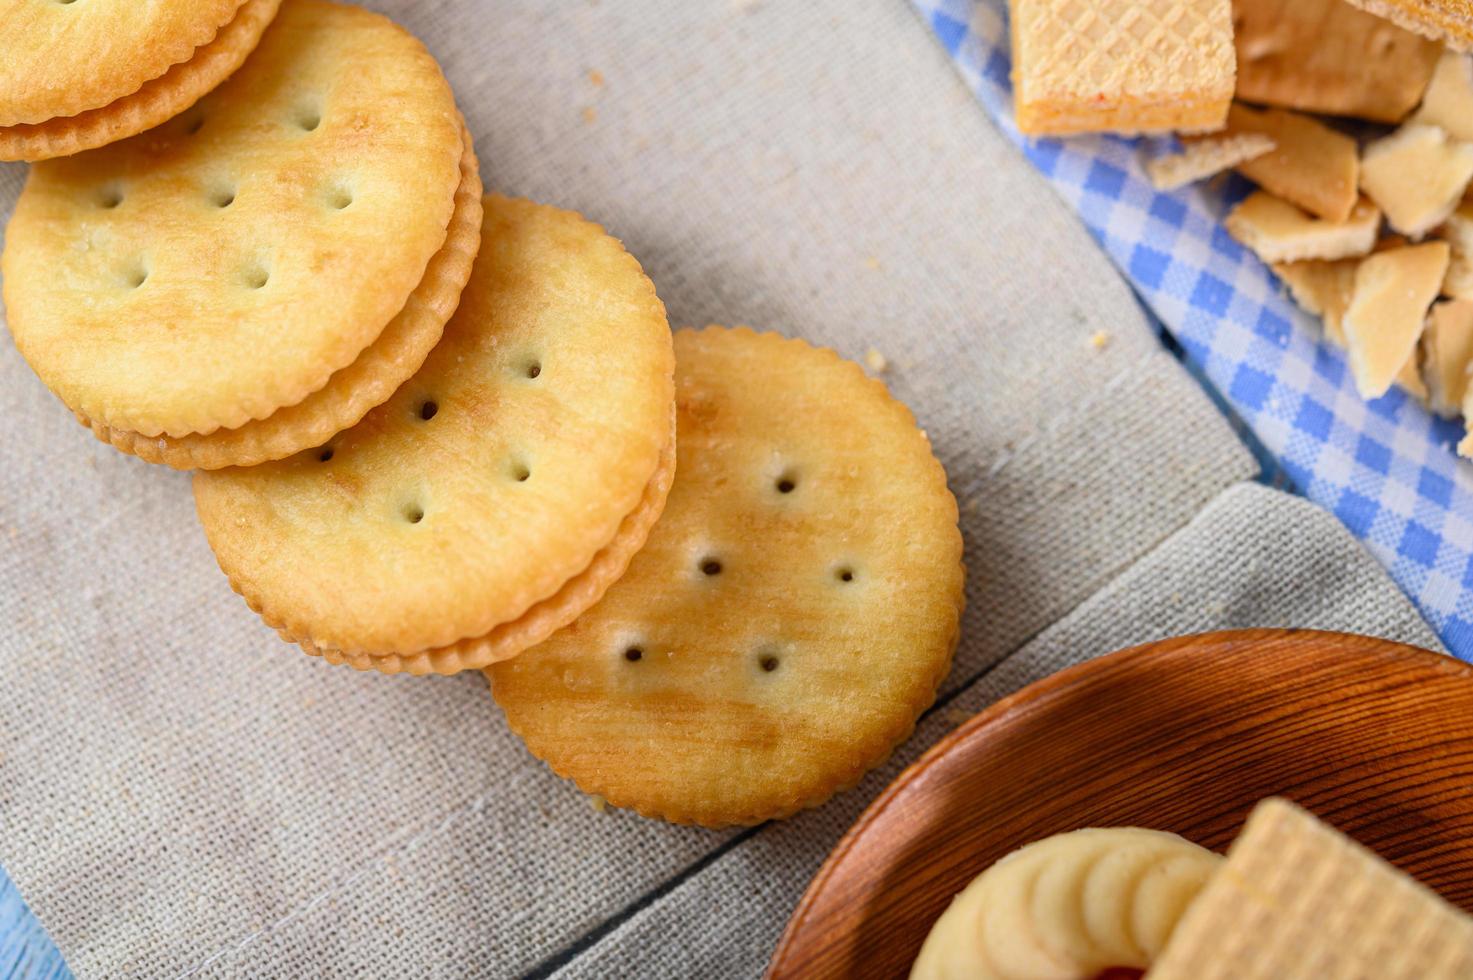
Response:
[768,629,1473,979]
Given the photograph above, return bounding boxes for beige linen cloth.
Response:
[0,1,1443,976]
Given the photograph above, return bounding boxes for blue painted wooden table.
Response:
[0,870,65,979]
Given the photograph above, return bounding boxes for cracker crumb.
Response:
[588,794,608,813]
[941,707,973,727]
[864,347,888,373]
[588,69,604,88]
[863,255,881,270]
[581,106,598,124]
[1090,329,1111,350]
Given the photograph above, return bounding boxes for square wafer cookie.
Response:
[1010,0,1235,135]
[1149,798,1473,979]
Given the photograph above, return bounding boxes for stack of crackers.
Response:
[0,0,966,828]
[1012,0,1473,454]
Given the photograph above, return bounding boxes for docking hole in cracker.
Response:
[193,195,677,676]
[84,118,484,470]
[487,327,966,828]
[3,0,467,463]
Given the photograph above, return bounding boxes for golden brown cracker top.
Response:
[0,0,284,164]
[1232,0,1441,123]
[194,196,675,659]
[86,120,484,470]
[0,0,248,127]
[490,327,965,827]
[2,0,462,439]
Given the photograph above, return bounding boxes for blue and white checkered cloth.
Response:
[915,0,1473,661]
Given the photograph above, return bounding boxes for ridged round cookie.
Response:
[912,828,1222,980]
[194,195,676,673]
[80,120,483,470]
[0,0,247,127]
[0,0,285,163]
[488,327,966,828]
[2,0,462,439]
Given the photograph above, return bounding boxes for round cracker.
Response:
[0,0,247,127]
[2,0,462,438]
[194,195,676,663]
[488,328,965,828]
[81,121,483,470]
[0,0,284,163]
[304,409,676,675]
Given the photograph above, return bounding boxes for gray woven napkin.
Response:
[0,1,1434,977]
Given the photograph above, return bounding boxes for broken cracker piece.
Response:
[1233,0,1442,124]
[1274,236,1415,345]
[1424,299,1473,415]
[1226,191,1380,264]
[1147,133,1275,190]
[1361,123,1473,238]
[1343,241,1450,399]
[1274,257,1359,345]
[1216,104,1360,222]
[1442,202,1473,299]
[1412,51,1473,140]
[1398,353,1431,403]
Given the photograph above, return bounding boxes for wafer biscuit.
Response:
[912,829,1221,980]
[1146,133,1274,190]
[1219,103,1360,222]
[1343,242,1450,398]
[1226,191,1380,264]
[489,328,964,827]
[1412,51,1473,139]
[1010,0,1235,136]
[1424,299,1473,414]
[194,196,677,675]
[1361,123,1473,238]
[1344,0,1473,52]
[0,0,283,162]
[3,0,464,447]
[1149,798,1473,979]
[1232,0,1441,123]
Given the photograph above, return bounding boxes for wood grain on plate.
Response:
[768,629,1473,979]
